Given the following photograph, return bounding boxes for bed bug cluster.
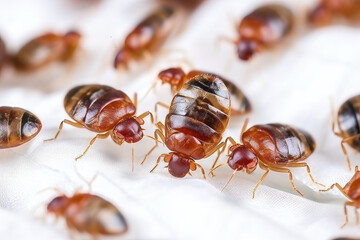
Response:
[1,0,360,238]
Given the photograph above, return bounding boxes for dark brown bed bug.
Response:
[234,4,294,60]
[308,0,360,26]
[155,67,251,116]
[332,95,360,170]
[210,122,324,197]
[141,74,231,178]
[47,193,128,236]
[12,31,81,72]
[0,106,42,148]
[45,84,154,170]
[320,166,360,228]
[0,36,6,74]
[114,5,177,70]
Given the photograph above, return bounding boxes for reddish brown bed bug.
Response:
[47,193,128,236]
[233,4,294,61]
[332,95,360,170]
[114,5,177,70]
[0,106,42,149]
[210,121,324,198]
[308,0,360,26]
[141,74,231,179]
[12,31,81,72]
[45,84,154,170]
[155,67,251,116]
[320,166,360,228]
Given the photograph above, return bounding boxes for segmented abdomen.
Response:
[0,106,42,148]
[337,95,360,150]
[242,4,293,44]
[64,194,128,235]
[126,6,175,53]
[166,75,231,155]
[242,123,315,165]
[64,85,136,132]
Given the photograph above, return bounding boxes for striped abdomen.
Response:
[64,85,136,133]
[165,75,231,159]
[0,107,42,148]
[125,6,175,54]
[63,194,128,235]
[242,124,315,165]
[240,4,293,44]
[186,70,251,115]
[337,95,360,150]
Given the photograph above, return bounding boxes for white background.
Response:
[0,0,360,239]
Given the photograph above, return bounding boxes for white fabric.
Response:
[1,0,360,239]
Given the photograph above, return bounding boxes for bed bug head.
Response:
[158,67,186,91]
[228,144,258,174]
[235,38,262,61]
[47,195,69,215]
[114,48,132,70]
[161,152,203,178]
[111,117,144,144]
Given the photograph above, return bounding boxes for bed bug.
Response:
[233,4,294,61]
[210,121,324,198]
[47,193,128,236]
[320,166,360,228]
[308,0,360,26]
[0,106,42,148]
[141,74,231,178]
[12,31,81,72]
[114,5,177,70]
[45,84,154,170]
[332,95,360,170]
[155,67,251,116]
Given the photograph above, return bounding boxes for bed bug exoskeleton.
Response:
[141,74,231,178]
[0,106,42,148]
[320,166,360,228]
[332,95,360,170]
[114,6,177,70]
[308,0,360,26]
[45,84,154,170]
[47,193,128,236]
[155,67,251,116]
[234,4,294,61]
[12,31,81,72]
[210,121,324,198]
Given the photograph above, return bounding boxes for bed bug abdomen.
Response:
[242,124,315,164]
[48,193,128,236]
[165,75,231,159]
[64,85,136,132]
[0,106,42,148]
[337,95,360,150]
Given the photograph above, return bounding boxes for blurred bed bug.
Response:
[45,84,154,170]
[0,106,42,148]
[320,166,360,228]
[114,5,177,70]
[231,4,294,61]
[308,0,360,26]
[154,67,251,116]
[12,31,81,72]
[210,121,324,198]
[0,36,6,74]
[141,74,231,179]
[47,193,128,237]
[332,95,360,170]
